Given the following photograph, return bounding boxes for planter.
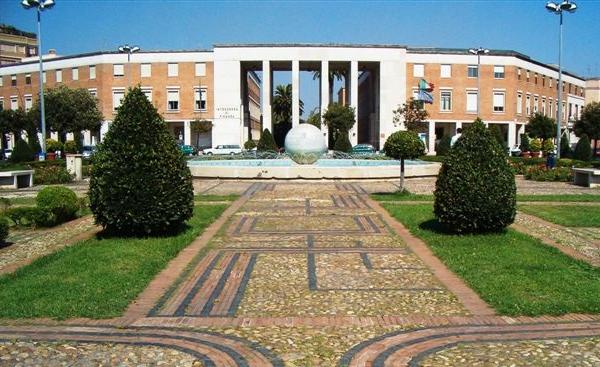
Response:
[530,151,542,158]
[46,152,56,160]
[521,151,531,158]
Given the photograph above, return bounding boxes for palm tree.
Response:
[312,69,347,104]
[272,84,304,125]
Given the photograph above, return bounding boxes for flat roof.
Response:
[214,43,408,49]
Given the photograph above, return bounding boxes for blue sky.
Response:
[2,0,599,115]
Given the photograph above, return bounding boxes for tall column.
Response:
[508,122,516,149]
[292,60,300,127]
[428,120,436,155]
[350,60,359,146]
[261,60,272,133]
[184,120,191,145]
[320,60,330,146]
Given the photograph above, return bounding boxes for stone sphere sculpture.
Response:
[284,124,327,164]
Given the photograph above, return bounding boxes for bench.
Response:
[0,170,34,189]
[573,168,600,188]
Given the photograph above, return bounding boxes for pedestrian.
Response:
[450,128,462,147]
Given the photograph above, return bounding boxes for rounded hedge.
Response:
[89,87,194,235]
[0,216,9,243]
[434,119,516,233]
[383,130,425,160]
[36,186,79,225]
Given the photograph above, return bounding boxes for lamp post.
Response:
[468,47,489,117]
[545,0,577,159]
[21,0,55,160]
[117,44,140,88]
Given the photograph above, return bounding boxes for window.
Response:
[412,89,419,100]
[88,88,97,98]
[11,75,16,86]
[42,72,46,83]
[112,89,125,111]
[142,88,152,102]
[440,90,452,111]
[467,65,478,78]
[526,71,530,82]
[562,102,566,119]
[24,96,32,111]
[569,84,572,94]
[516,93,522,114]
[542,76,545,87]
[517,68,521,80]
[493,66,504,79]
[493,92,505,112]
[113,64,124,77]
[466,91,478,112]
[526,95,531,116]
[534,73,538,85]
[141,63,151,77]
[533,96,538,114]
[56,69,62,83]
[549,99,553,118]
[72,68,79,80]
[195,63,206,77]
[542,98,546,115]
[412,64,424,77]
[0,76,2,87]
[0,99,3,111]
[167,89,179,110]
[194,88,207,111]
[440,64,451,78]
[168,63,179,77]
[549,78,553,88]
[89,65,96,80]
[25,74,31,85]
[10,97,18,110]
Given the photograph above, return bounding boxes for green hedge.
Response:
[524,166,573,182]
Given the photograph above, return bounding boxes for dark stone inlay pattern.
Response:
[201,253,241,316]
[173,252,224,317]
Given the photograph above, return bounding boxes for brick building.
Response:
[0,24,38,65]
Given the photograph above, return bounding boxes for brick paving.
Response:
[2,181,600,366]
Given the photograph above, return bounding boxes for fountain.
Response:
[187,125,440,179]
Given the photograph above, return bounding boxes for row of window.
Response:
[516,93,581,120]
[0,62,207,87]
[414,89,506,113]
[112,87,208,112]
[517,68,583,97]
[412,64,505,79]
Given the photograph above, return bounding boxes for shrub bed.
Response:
[33,165,73,185]
[524,166,573,182]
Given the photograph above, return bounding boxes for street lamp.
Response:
[545,0,577,159]
[117,44,140,88]
[22,0,55,160]
[468,47,489,117]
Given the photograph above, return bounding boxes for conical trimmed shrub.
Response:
[10,138,35,163]
[89,87,193,235]
[434,118,516,233]
[574,134,592,161]
[257,128,277,152]
[334,131,352,153]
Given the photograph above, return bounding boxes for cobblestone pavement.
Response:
[0,216,99,275]
[2,182,600,366]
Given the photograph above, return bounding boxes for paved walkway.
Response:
[1,182,600,366]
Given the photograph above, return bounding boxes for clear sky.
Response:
[1,0,599,115]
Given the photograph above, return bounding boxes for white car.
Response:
[201,145,242,155]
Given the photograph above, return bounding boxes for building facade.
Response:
[0,44,587,153]
[0,25,38,65]
[586,77,600,104]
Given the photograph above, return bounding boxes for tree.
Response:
[257,128,277,152]
[383,131,425,190]
[89,87,193,235]
[573,134,592,161]
[574,102,600,157]
[31,85,103,144]
[488,124,507,152]
[434,118,516,233]
[272,84,304,147]
[190,119,212,147]
[393,98,429,133]
[525,113,556,144]
[334,133,352,153]
[322,103,356,150]
[305,108,322,129]
[312,68,347,103]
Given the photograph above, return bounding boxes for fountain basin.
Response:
[187,158,439,179]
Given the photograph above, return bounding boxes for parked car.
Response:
[82,146,96,159]
[179,144,197,156]
[3,149,12,160]
[352,144,376,155]
[201,145,242,155]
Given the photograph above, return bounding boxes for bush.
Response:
[34,165,73,185]
[435,135,452,156]
[333,132,352,153]
[560,137,572,158]
[244,140,257,150]
[257,128,278,152]
[542,139,555,154]
[434,119,516,233]
[89,87,194,235]
[46,139,63,153]
[6,206,54,228]
[574,134,592,161]
[524,166,573,182]
[37,186,79,225]
[10,138,35,163]
[530,138,542,153]
[63,140,78,154]
[520,134,530,152]
[0,216,8,243]
[488,124,507,151]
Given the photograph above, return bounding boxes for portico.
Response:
[213,45,407,150]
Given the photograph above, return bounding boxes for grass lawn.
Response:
[0,204,227,319]
[372,192,600,203]
[194,194,240,202]
[1,196,37,206]
[380,202,600,316]
[519,204,600,227]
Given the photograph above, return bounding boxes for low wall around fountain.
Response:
[188,160,440,180]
